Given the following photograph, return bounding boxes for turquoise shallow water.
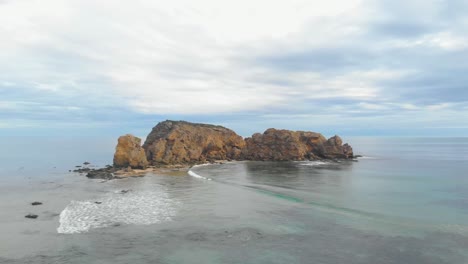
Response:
[0,137,468,263]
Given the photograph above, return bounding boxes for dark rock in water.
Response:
[75,165,81,168]
[354,155,363,158]
[94,201,102,204]
[25,214,38,219]
[120,189,130,194]
[86,168,116,180]
[83,161,90,165]
[73,167,92,173]
[31,202,42,206]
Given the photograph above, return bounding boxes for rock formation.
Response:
[323,135,354,159]
[113,134,149,169]
[242,129,353,161]
[113,120,353,166]
[143,120,246,165]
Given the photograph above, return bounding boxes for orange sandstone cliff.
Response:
[113,120,354,168]
[242,129,353,161]
[142,120,245,165]
[113,134,149,169]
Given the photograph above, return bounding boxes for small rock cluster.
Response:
[25,202,43,219]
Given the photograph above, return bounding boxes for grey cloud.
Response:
[371,0,468,32]
[369,21,435,38]
[256,47,377,74]
[250,0,468,109]
[2,0,468,136]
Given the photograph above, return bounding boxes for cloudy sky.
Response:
[1,0,468,137]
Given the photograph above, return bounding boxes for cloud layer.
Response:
[1,0,467,136]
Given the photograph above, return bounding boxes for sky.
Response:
[1,0,468,138]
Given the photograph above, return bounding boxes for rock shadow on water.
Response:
[240,161,354,189]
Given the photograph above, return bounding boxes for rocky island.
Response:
[84,120,354,179]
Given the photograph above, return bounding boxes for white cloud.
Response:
[399,103,420,110]
[0,0,467,140]
[359,102,388,110]
[0,0,377,115]
[390,31,468,51]
[425,103,454,111]
[0,100,40,110]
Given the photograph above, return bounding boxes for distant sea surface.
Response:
[1,137,468,264]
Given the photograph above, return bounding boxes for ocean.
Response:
[0,137,468,263]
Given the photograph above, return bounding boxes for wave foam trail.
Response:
[357,156,378,160]
[297,161,328,166]
[57,189,178,234]
[188,170,212,181]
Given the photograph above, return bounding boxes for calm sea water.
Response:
[1,137,468,264]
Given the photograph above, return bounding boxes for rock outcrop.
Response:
[113,134,149,169]
[242,129,353,161]
[143,120,246,165]
[114,121,353,167]
[323,135,354,159]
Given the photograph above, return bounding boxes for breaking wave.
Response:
[188,164,213,181]
[296,161,329,166]
[57,189,179,234]
[356,156,378,160]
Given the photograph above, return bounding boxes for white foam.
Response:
[357,156,378,160]
[57,189,179,234]
[191,163,213,167]
[188,169,212,181]
[296,161,328,166]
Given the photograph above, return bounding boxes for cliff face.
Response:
[242,129,353,161]
[113,134,149,169]
[143,120,246,165]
